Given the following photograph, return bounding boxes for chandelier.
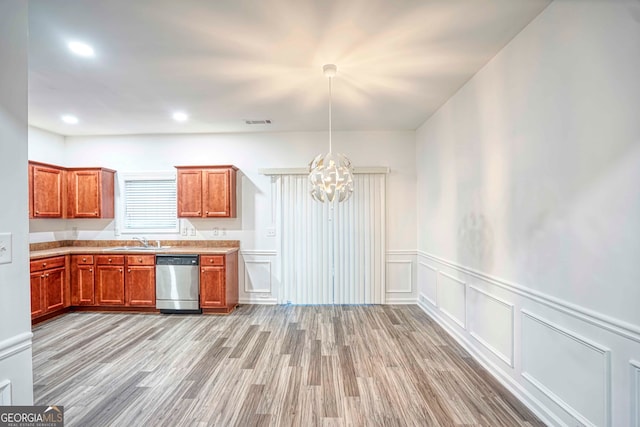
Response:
[309,64,354,203]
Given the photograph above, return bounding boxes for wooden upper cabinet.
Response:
[176,168,203,217]
[67,168,115,218]
[176,166,238,218]
[29,161,65,218]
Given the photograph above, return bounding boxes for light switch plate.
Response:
[0,233,12,264]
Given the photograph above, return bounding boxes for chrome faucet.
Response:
[133,236,149,248]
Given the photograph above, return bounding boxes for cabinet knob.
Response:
[45,274,49,278]
[119,269,123,273]
[108,258,112,263]
[42,262,47,267]
[82,257,86,261]
[36,211,40,214]
[128,269,131,273]
[41,274,45,278]
[206,211,209,214]
[138,258,142,263]
[94,212,98,216]
[197,211,201,215]
[89,268,93,272]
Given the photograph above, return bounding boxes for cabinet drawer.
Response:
[201,255,224,266]
[30,256,66,272]
[73,255,94,265]
[126,255,155,266]
[95,255,125,265]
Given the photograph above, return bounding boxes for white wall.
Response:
[0,0,34,405]
[416,1,640,426]
[29,130,418,303]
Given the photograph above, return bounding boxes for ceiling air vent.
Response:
[245,119,272,125]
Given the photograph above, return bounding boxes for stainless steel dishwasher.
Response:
[155,254,201,313]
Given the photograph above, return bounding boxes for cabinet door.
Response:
[68,170,100,217]
[72,264,95,305]
[177,169,202,217]
[30,272,45,318]
[126,266,156,307]
[96,265,125,305]
[44,267,65,312]
[203,169,234,217]
[200,265,225,307]
[31,164,64,218]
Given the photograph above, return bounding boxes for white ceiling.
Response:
[28,0,550,136]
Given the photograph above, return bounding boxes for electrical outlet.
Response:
[266,227,276,237]
[190,228,196,236]
[221,228,227,236]
[181,227,187,236]
[0,233,12,264]
[212,227,219,236]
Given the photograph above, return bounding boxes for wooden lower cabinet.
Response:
[30,256,69,320]
[125,255,155,307]
[30,272,45,318]
[71,255,95,305]
[96,256,125,305]
[200,252,238,313]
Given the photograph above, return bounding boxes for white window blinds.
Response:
[121,173,178,233]
[279,173,386,304]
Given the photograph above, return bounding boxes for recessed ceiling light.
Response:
[61,115,79,124]
[68,41,95,57]
[172,112,188,122]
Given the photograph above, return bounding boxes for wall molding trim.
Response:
[0,332,33,362]
[417,297,560,427]
[240,250,278,257]
[386,250,417,256]
[418,251,640,343]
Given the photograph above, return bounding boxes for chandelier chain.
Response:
[328,75,332,153]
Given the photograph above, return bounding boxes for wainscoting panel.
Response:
[244,261,271,293]
[468,286,514,367]
[521,310,611,427]
[632,360,640,427]
[239,250,278,304]
[437,271,466,328]
[385,251,417,304]
[418,262,438,306]
[417,250,640,427]
[0,379,10,405]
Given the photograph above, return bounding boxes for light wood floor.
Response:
[32,305,544,426]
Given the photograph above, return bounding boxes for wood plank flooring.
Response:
[32,305,545,426]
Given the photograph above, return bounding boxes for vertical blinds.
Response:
[123,178,177,231]
[280,173,386,304]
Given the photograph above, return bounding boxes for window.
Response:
[119,172,178,234]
